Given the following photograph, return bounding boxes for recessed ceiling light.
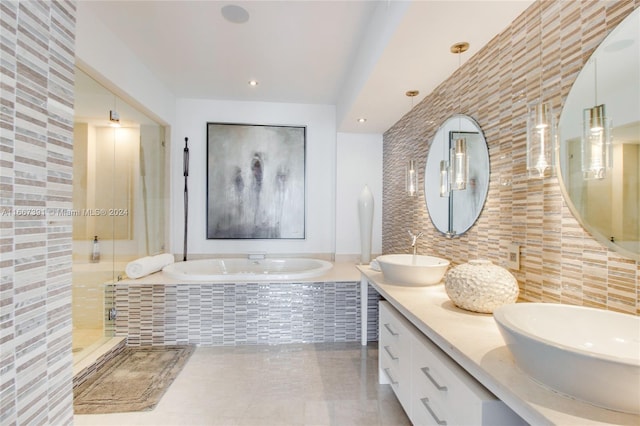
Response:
[248,80,259,86]
[221,4,250,24]
[357,118,367,123]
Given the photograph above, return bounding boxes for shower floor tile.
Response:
[73,342,410,425]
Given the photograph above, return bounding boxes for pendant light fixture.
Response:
[439,159,449,197]
[526,0,555,179]
[406,160,418,196]
[450,136,468,190]
[405,90,420,196]
[450,42,469,192]
[581,58,611,180]
[526,102,554,178]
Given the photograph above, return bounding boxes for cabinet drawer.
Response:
[379,302,407,343]
[411,395,450,426]
[379,301,411,358]
[411,330,525,426]
[379,301,412,414]
[379,355,401,395]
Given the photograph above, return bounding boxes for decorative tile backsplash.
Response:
[113,281,380,346]
[383,0,639,315]
[0,0,76,424]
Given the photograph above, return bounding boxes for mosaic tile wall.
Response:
[113,282,381,346]
[0,1,76,424]
[383,0,639,315]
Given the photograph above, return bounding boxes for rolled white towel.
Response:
[125,253,175,279]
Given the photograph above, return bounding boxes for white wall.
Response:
[335,0,410,132]
[336,133,383,259]
[173,99,338,256]
[75,2,176,127]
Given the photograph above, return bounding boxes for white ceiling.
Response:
[82,0,534,134]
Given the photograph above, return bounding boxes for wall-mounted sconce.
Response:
[582,103,611,180]
[406,160,418,196]
[109,109,120,127]
[526,102,555,178]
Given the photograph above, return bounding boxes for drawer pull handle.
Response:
[420,397,447,425]
[383,368,398,385]
[421,367,448,391]
[383,323,399,336]
[383,345,398,361]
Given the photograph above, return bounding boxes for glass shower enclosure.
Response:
[72,67,167,362]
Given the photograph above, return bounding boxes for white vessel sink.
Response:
[493,303,640,414]
[376,254,449,286]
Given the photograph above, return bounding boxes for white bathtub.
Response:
[161,258,333,281]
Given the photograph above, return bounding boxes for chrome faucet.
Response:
[408,230,423,255]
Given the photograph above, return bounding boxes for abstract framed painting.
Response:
[206,123,306,239]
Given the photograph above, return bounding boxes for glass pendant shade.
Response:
[439,160,449,197]
[526,102,555,178]
[450,138,468,191]
[406,160,418,196]
[581,104,611,180]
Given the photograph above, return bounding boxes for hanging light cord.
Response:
[538,0,543,102]
[593,58,598,105]
[457,50,461,110]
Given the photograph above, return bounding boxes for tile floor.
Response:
[73,342,411,426]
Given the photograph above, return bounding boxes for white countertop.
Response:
[358,265,639,426]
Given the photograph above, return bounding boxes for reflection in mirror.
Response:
[425,115,490,237]
[558,8,639,260]
[74,68,167,261]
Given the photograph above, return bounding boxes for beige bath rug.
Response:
[74,345,195,414]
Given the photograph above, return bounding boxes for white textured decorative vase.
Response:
[444,259,518,313]
[358,185,374,264]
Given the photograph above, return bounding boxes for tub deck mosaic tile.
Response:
[112,281,380,346]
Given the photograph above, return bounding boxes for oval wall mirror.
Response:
[557,8,639,261]
[424,114,490,237]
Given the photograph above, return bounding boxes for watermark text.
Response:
[1,208,129,217]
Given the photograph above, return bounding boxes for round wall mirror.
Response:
[557,8,639,261]
[424,114,490,237]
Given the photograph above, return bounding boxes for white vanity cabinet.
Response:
[379,301,525,425]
